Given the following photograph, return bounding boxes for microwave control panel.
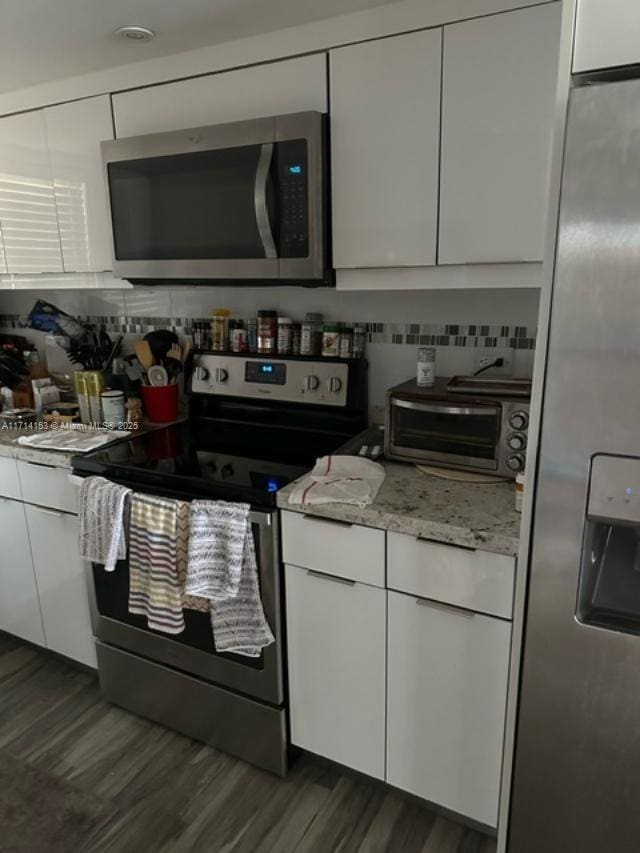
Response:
[191,354,348,407]
[277,139,309,258]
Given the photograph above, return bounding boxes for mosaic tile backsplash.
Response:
[0,314,536,350]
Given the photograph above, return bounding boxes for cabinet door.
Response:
[0,110,63,273]
[439,3,561,264]
[0,498,45,645]
[44,95,114,273]
[387,590,510,827]
[575,0,640,73]
[330,29,441,268]
[25,505,96,668]
[285,563,386,779]
[113,54,327,137]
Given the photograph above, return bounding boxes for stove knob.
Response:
[327,376,343,393]
[506,453,525,472]
[221,463,234,478]
[193,366,209,382]
[507,432,527,451]
[509,410,529,431]
[214,368,228,384]
[304,375,320,391]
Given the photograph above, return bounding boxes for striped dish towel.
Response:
[185,500,274,658]
[78,476,131,572]
[128,493,189,634]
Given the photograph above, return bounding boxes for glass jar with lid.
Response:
[257,310,278,354]
[322,324,340,357]
[211,308,231,352]
[277,317,293,355]
[301,312,324,356]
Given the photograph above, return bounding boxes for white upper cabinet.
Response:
[439,3,561,264]
[0,110,63,274]
[574,0,640,72]
[330,29,441,269]
[43,95,114,272]
[113,54,327,138]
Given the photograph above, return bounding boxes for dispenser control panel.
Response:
[587,454,640,524]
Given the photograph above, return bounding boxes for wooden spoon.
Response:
[135,340,155,374]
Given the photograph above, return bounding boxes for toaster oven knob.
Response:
[304,375,320,391]
[193,366,209,382]
[506,453,525,472]
[214,368,228,384]
[509,410,529,431]
[327,376,343,393]
[507,432,527,451]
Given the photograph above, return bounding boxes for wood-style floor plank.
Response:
[0,638,497,853]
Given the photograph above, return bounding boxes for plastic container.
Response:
[339,327,354,359]
[141,384,179,423]
[417,347,436,388]
[211,308,231,352]
[322,324,340,357]
[101,390,126,428]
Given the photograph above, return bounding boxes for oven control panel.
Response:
[191,355,349,407]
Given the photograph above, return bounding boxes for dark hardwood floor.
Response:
[0,634,497,852]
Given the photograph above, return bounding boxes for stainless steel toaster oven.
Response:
[385,377,531,478]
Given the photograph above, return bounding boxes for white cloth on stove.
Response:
[184,500,274,658]
[287,455,385,508]
[78,476,131,572]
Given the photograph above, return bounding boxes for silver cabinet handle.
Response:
[255,143,277,259]
[307,569,356,587]
[392,398,499,417]
[29,505,64,518]
[416,597,476,618]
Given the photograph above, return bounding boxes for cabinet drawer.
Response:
[387,532,514,619]
[281,510,385,587]
[17,460,77,514]
[0,457,21,499]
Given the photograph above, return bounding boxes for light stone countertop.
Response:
[277,459,522,557]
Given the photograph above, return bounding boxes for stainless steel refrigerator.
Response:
[509,75,640,852]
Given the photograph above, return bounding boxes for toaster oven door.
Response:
[389,398,501,470]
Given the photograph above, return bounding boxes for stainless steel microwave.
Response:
[101,111,330,285]
[385,378,531,478]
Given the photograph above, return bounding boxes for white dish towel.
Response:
[184,500,275,658]
[287,455,385,508]
[78,476,131,572]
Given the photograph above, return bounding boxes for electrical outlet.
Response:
[473,348,514,376]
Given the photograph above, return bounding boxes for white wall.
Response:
[0,285,540,418]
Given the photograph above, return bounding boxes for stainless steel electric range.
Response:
[72,352,368,775]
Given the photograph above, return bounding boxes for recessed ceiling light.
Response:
[114,26,155,42]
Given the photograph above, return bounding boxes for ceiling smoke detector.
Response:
[114,26,155,42]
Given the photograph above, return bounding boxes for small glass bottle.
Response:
[230,322,248,353]
[277,317,293,355]
[257,310,278,354]
[352,324,367,358]
[247,318,258,353]
[322,324,340,357]
[291,323,302,356]
[339,327,354,359]
[417,346,436,388]
[211,308,231,352]
[301,312,324,356]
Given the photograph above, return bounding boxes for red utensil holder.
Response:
[141,384,179,423]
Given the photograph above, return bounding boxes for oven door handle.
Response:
[392,398,500,417]
[255,143,277,260]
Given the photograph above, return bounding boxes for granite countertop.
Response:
[277,460,522,557]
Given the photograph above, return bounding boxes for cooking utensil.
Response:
[163,357,183,384]
[148,365,169,387]
[135,340,155,374]
[144,330,178,364]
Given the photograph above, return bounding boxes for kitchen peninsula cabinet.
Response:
[112,54,327,137]
[439,3,561,264]
[330,29,441,269]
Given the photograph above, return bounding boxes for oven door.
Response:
[102,111,325,282]
[86,507,284,707]
[388,397,501,471]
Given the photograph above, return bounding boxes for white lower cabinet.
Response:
[285,563,386,779]
[0,498,45,646]
[25,504,96,668]
[386,590,511,827]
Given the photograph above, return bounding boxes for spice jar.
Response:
[301,312,324,356]
[101,390,126,429]
[247,319,258,353]
[417,347,436,388]
[353,324,366,358]
[230,323,248,353]
[339,327,354,359]
[277,317,293,355]
[211,308,231,352]
[257,310,278,354]
[291,323,302,356]
[322,324,340,357]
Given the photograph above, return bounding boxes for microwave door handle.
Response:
[255,143,277,259]
[392,399,500,417]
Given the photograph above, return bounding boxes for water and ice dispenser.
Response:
[577,454,640,634]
